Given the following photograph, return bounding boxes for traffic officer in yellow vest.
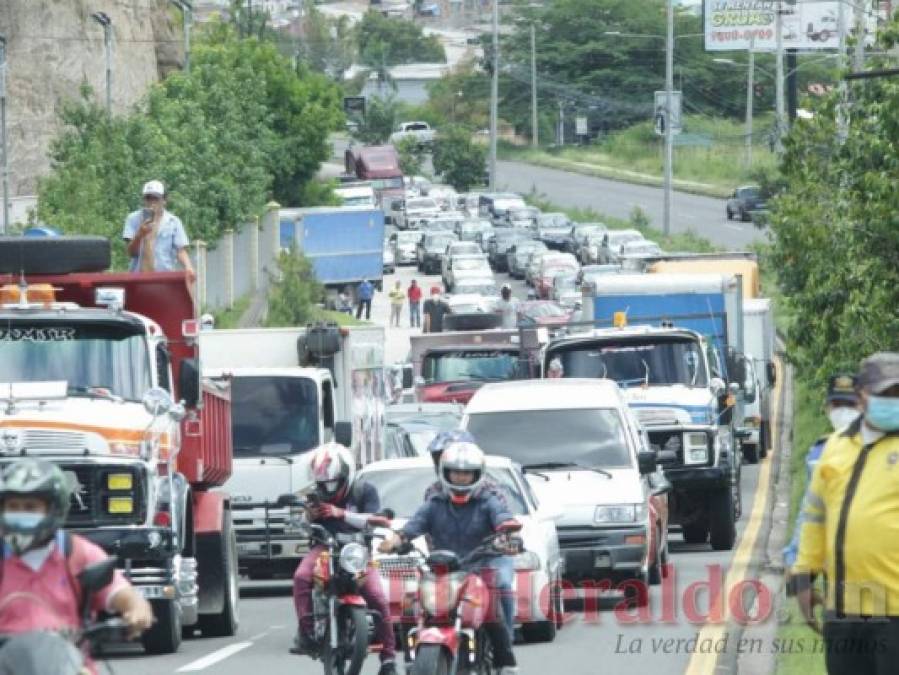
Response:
[791,352,899,675]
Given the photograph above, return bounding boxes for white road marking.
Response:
[249,629,271,641]
[176,642,253,672]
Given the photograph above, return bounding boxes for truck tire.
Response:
[682,522,708,545]
[709,488,737,551]
[759,420,770,459]
[142,599,182,654]
[742,443,760,464]
[198,511,240,637]
[0,236,110,274]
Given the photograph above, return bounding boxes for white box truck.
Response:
[740,298,777,463]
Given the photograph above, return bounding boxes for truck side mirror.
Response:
[766,361,777,387]
[637,449,658,475]
[178,358,201,409]
[335,421,352,447]
[401,365,414,390]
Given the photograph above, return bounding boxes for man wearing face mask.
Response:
[783,374,860,573]
[790,352,899,675]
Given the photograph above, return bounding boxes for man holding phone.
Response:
[122,180,195,281]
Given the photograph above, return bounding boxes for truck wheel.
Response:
[522,618,556,643]
[759,420,770,459]
[0,236,111,274]
[142,599,182,654]
[682,522,708,544]
[198,511,240,637]
[622,572,649,608]
[709,488,737,551]
[742,443,759,464]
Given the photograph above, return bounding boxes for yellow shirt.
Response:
[794,421,899,616]
[388,289,405,306]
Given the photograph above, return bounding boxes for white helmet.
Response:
[309,442,356,502]
[439,441,486,504]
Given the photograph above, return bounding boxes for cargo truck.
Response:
[200,324,387,577]
[740,298,777,463]
[0,237,238,655]
[344,144,405,216]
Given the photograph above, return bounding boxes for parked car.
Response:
[487,228,532,271]
[537,216,573,251]
[551,273,581,308]
[566,223,607,254]
[396,197,441,229]
[457,219,495,247]
[456,192,484,218]
[441,241,484,281]
[586,229,645,265]
[391,229,423,266]
[461,379,671,597]
[444,254,493,291]
[726,185,767,222]
[516,300,572,330]
[618,240,664,269]
[508,240,548,279]
[383,420,442,459]
[364,455,564,643]
[535,255,579,299]
[384,402,464,430]
[417,232,458,274]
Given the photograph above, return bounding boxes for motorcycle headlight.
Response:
[684,432,710,465]
[419,574,463,617]
[339,542,369,575]
[594,504,646,524]
[513,551,541,571]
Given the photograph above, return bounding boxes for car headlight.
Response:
[339,542,369,575]
[684,432,710,465]
[594,504,646,524]
[513,551,541,571]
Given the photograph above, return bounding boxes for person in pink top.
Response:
[0,459,153,673]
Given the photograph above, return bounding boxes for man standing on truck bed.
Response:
[122,180,195,281]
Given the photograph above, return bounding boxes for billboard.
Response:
[703,1,866,52]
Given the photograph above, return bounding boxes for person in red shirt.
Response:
[0,459,153,674]
[407,279,423,328]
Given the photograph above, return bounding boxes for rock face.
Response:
[0,0,182,197]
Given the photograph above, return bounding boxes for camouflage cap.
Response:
[858,352,899,395]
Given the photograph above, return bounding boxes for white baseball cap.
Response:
[142,180,165,197]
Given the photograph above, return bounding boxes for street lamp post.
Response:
[170,1,194,73]
[775,0,785,153]
[530,22,538,147]
[663,0,673,237]
[91,12,113,113]
[0,35,8,234]
[745,44,754,167]
[488,0,498,190]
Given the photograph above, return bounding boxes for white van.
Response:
[461,379,672,603]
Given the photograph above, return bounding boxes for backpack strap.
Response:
[58,531,87,620]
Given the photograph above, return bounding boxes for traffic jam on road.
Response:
[0,163,779,675]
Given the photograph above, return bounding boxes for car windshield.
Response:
[454,258,488,271]
[422,350,520,383]
[738,187,760,199]
[340,195,374,206]
[230,376,320,456]
[608,233,643,246]
[494,199,526,211]
[450,244,481,256]
[455,282,499,296]
[362,466,527,518]
[396,231,421,244]
[550,338,708,387]
[0,321,151,402]
[385,408,462,430]
[408,198,438,210]
[372,177,404,190]
[466,408,631,468]
[517,242,546,255]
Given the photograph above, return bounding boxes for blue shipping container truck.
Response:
[586,273,743,379]
[279,207,385,294]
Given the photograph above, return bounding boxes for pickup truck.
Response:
[390,121,436,147]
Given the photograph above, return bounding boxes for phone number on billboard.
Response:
[708,28,775,42]
[710,11,775,27]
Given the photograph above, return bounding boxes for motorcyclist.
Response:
[0,459,154,674]
[291,442,398,675]
[379,441,521,675]
[423,431,509,511]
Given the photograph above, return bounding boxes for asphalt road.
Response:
[110,263,777,675]
[496,160,763,250]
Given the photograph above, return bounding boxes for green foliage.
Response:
[629,206,650,230]
[36,27,343,269]
[302,8,356,79]
[355,95,399,145]
[356,11,446,67]
[396,137,426,176]
[424,63,489,131]
[432,127,487,191]
[265,249,324,327]
[767,30,899,390]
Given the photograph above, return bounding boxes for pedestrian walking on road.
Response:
[122,180,195,281]
[791,352,899,675]
[388,281,405,328]
[408,279,422,328]
[495,284,519,329]
[423,286,449,333]
[356,279,374,320]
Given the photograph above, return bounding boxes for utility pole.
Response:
[91,13,113,113]
[488,0,498,190]
[836,0,849,143]
[558,100,564,146]
[0,35,8,234]
[853,0,866,71]
[170,1,193,73]
[774,1,785,153]
[663,0,673,236]
[530,22,538,147]
[745,40,754,168]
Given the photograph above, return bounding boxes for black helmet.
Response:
[0,459,71,554]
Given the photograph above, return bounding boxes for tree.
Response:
[396,136,426,176]
[432,127,486,191]
[265,249,323,327]
[355,95,400,145]
[766,23,899,389]
[303,7,355,80]
[356,11,446,67]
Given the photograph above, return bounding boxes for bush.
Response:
[265,249,323,328]
[432,127,487,191]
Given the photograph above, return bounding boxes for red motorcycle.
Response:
[402,532,521,675]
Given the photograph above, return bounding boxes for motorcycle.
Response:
[401,532,522,675]
[280,493,392,675]
[0,556,130,675]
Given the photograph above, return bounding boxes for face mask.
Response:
[1,512,46,555]
[867,396,899,432]
[828,407,859,431]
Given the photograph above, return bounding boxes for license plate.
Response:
[594,554,611,568]
[238,543,262,554]
[137,586,168,600]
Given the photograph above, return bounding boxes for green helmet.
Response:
[0,459,71,554]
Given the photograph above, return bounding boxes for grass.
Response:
[315,308,367,326]
[210,294,252,329]
[501,115,777,198]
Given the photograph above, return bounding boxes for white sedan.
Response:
[362,455,565,643]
